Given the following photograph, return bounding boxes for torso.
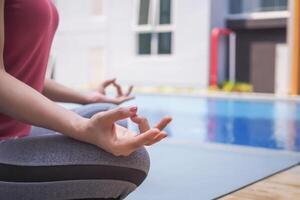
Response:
[0,0,59,139]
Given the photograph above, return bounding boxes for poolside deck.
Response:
[219,165,300,200]
[127,140,300,200]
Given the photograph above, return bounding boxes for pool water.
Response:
[125,95,300,152]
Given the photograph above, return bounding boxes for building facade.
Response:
[211,0,289,95]
[229,0,289,95]
[52,0,290,94]
[52,0,211,89]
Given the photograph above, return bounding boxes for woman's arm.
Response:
[0,0,171,156]
[42,78,92,104]
[43,78,134,105]
[0,0,85,140]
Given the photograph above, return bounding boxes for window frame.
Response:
[134,0,175,57]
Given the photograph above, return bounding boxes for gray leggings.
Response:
[0,103,150,200]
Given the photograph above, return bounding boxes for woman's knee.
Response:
[125,146,151,182]
[0,134,150,173]
[0,135,150,199]
[114,147,150,199]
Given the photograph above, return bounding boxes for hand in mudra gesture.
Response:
[80,106,172,156]
[96,78,134,104]
[85,78,134,105]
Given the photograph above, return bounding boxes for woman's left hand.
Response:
[85,78,134,105]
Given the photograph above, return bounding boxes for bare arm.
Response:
[43,78,134,105]
[42,79,91,104]
[0,0,170,156]
[0,0,87,142]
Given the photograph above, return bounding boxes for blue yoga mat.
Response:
[127,140,300,200]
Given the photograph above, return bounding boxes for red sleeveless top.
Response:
[0,0,59,139]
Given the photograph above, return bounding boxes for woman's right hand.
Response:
[78,106,172,156]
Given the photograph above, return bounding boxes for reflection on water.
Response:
[125,95,300,152]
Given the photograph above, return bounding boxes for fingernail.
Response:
[129,106,138,112]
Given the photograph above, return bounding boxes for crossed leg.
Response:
[0,103,150,200]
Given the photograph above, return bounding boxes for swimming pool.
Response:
[125,94,300,152]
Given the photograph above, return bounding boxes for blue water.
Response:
[125,95,300,152]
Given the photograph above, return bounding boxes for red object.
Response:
[0,0,59,139]
[210,28,233,87]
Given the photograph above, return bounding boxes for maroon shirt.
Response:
[0,0,59,139]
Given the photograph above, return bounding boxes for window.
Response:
[229,0,288,14]
[159,0,171,24]
[260,0,288,11]
[158,32,172,54]
[138,33,152,54]
[229,0,242,14]
[138,0,150,25]
[136,0,173,55]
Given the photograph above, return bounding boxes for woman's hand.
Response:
[85,79,134,105]
[85,78,134,105]
[99,78,134,103]
[79,106,172,156]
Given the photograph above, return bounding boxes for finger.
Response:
[97,86,105,95]
[125,85,134,96]
[118,96,135,104]
[112,96,135,105]
[145,131,167,146]
[100,106,138,123]
[155,116,172,130]
[113,82,123,97]
[129,128,160,149]
[131,115,150,133]
[98,78,116,94]
[103,78,116,87]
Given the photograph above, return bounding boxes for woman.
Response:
[0,0,171,199]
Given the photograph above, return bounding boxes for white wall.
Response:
[52,0,107,89]
[52,0,212,89]
[275,44,289,96]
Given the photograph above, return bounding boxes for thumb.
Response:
[101,106,138,123]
